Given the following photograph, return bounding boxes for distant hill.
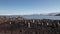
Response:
[48,13,60,16]
[55,14,60,16]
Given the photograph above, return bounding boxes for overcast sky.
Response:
[0,0,60,15]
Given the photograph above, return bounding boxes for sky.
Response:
[0,0,60,15]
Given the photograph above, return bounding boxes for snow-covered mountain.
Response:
[26,12,60,16]
[54,13,60,16]
[0,12,60,20]
[48,13,60,16]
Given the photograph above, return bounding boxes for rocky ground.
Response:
[0,16,60,34]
